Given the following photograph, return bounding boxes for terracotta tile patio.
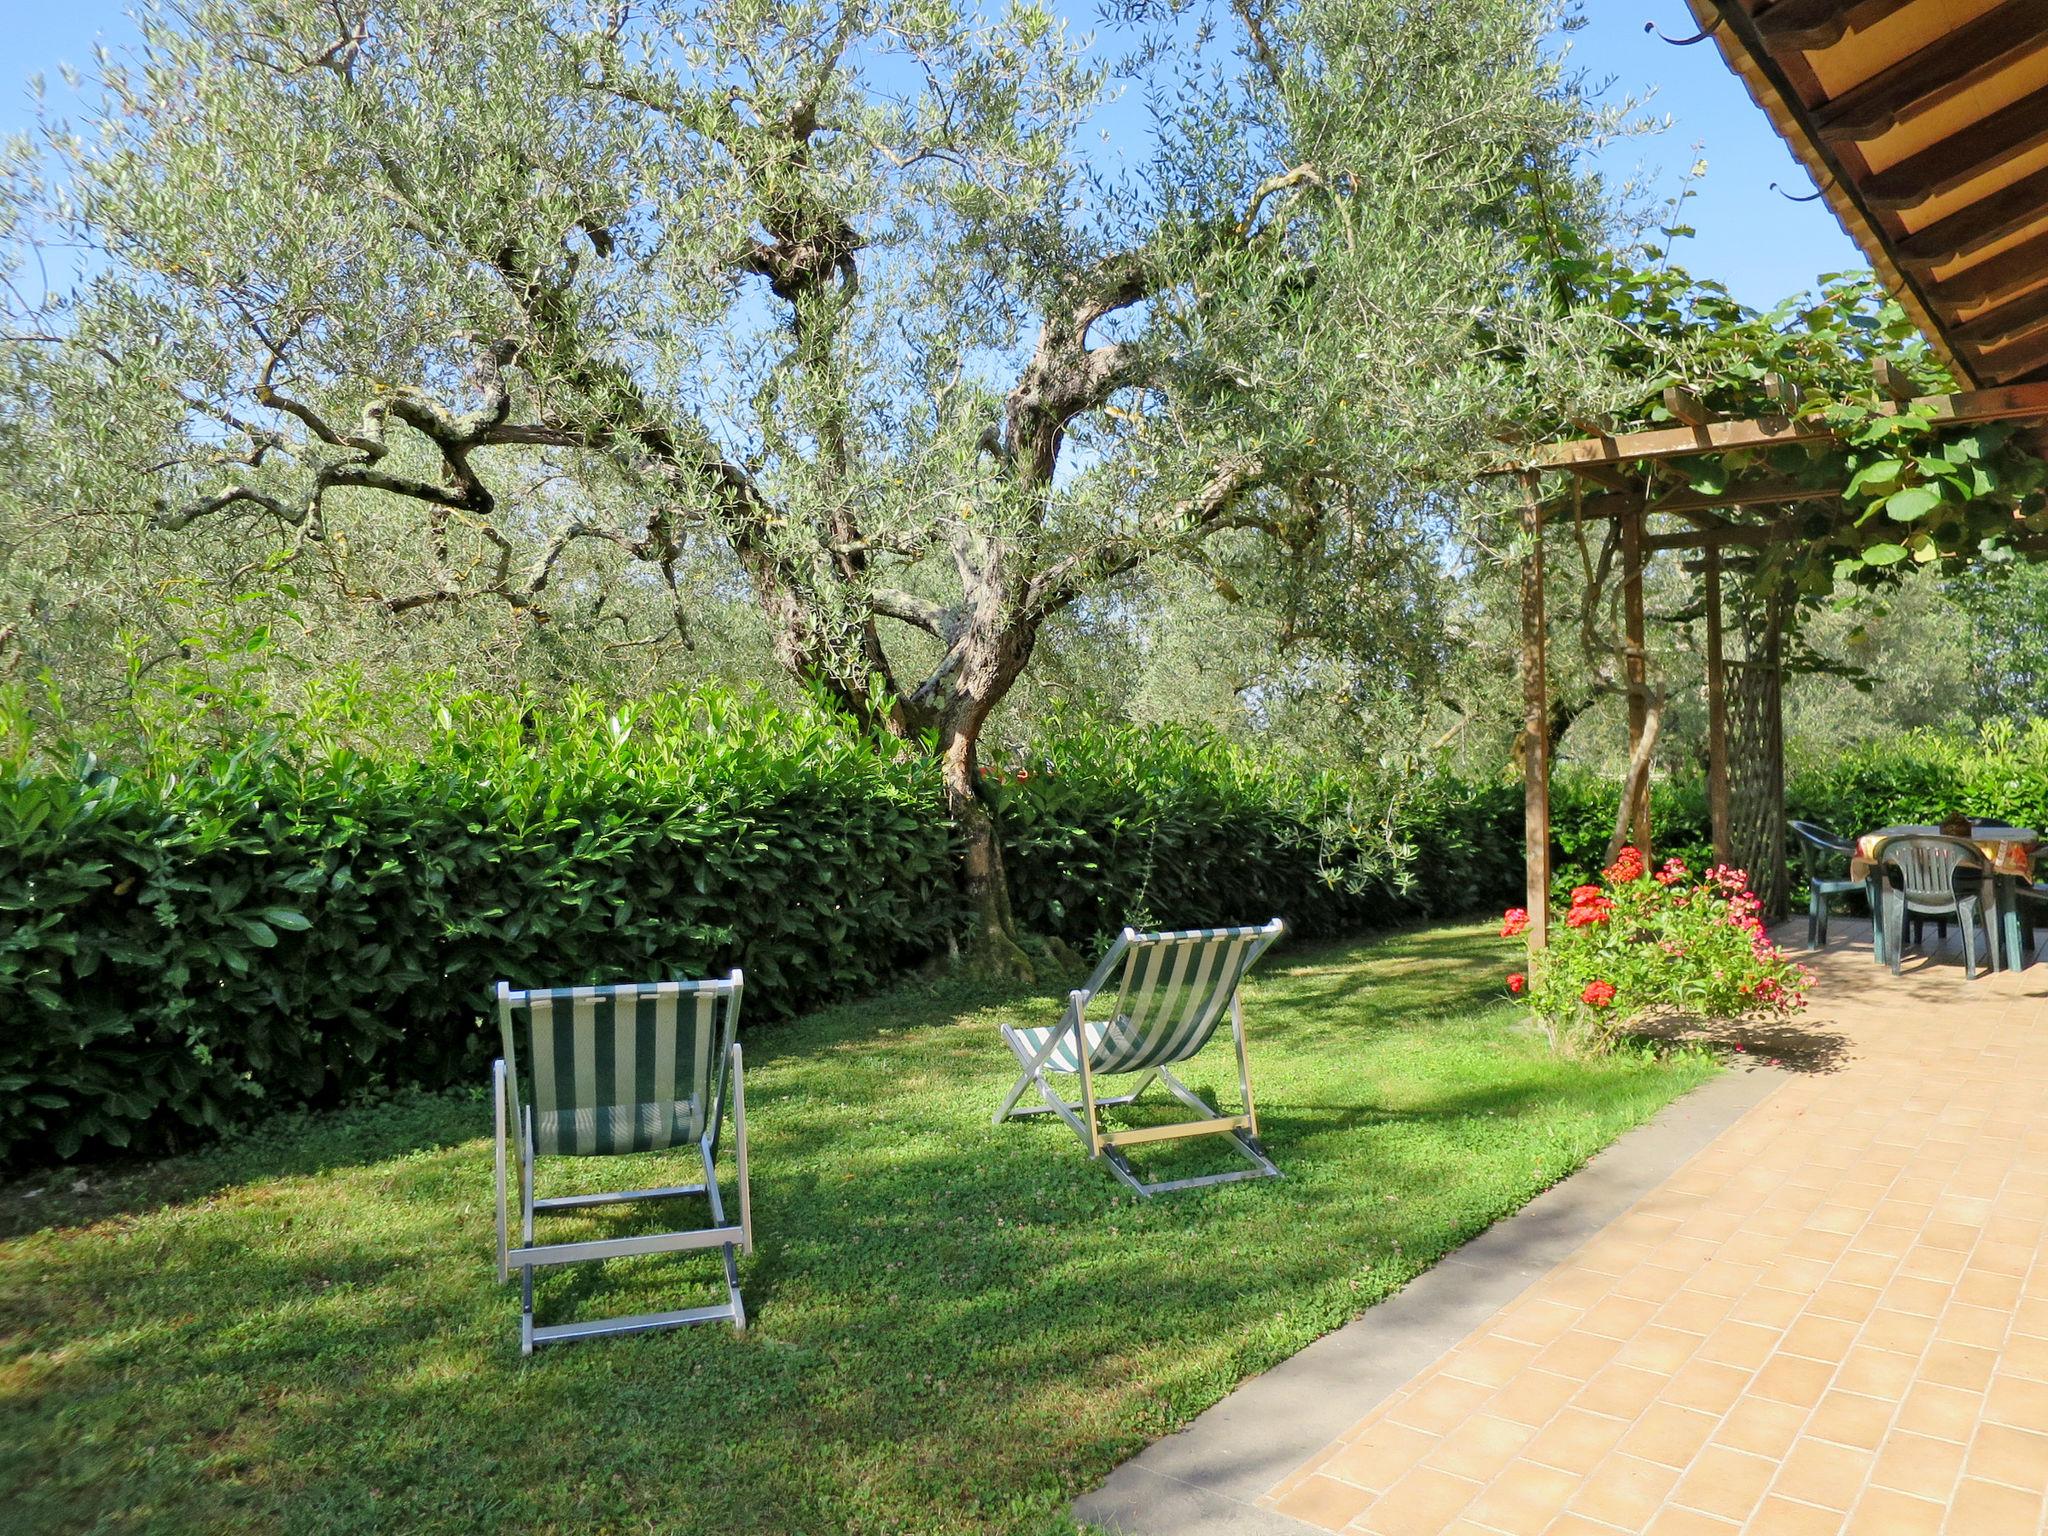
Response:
[1258,922,2048,1535]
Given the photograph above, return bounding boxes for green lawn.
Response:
[0,923,1714,1535]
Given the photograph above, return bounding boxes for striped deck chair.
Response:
[493,971,752,1353]
[994,920,1286,1197]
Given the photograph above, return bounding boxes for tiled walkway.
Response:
[1252,924,2048,1535]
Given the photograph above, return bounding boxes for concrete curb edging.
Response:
[1072,1062,1787,1536]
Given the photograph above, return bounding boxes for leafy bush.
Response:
[0,691,961,1165]
[1546,773,1714,893]
[991,725,1522,944]
[9,685,2047,1170]
[1501,848,1809,1054]
[1789,719,2048,836]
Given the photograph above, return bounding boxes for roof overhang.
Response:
[1688,0,2048,388]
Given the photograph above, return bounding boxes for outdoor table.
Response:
[1850,824,2039,971]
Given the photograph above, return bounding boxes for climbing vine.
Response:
[1525,241,2048,606]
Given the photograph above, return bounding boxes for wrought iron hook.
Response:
[1770,180,1827,204]
[1644,16,1721,45]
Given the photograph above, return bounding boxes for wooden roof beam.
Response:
[1894,164,2048,274]
[1973,323,2048,384]
[1753,0,1914,50]
[1932,229,2048,311]
[1863,84,2048,211]
[1811,2,2048,144]
[1955,285,2048,352]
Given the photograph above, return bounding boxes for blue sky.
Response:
[1,0,1869,308]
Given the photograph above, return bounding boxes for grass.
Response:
[0,922,1716,1535]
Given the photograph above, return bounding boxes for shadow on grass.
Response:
[0,1088,490,1243]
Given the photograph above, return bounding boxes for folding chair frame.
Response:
[493,975,753,1354]
[995,923,1284,1197]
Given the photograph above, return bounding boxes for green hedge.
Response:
[991,726,1523,943]
[8,692,2047,1169]
[0,693,960,1164]
[1789,721,2048,837]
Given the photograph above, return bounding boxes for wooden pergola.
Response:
[1512,0,2048,948]
[1510,379,2048,949]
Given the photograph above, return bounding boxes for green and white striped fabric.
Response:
[1025,922,1283,1076]
[497,977,741,1157]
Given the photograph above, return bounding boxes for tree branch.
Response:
[870,588,952,636]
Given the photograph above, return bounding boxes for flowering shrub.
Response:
[1501,847,1812,1054]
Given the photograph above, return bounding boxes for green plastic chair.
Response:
[493,972,752,1353]
[1872,836,1994,979]
[2013,844,2048,963]
[1789,820,1866,950]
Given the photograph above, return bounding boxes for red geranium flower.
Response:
[1565,898,1612,928]
[1581,979,1617,1008]
[1507,972,1526,994]
[1501,907,1530,938]
[1604,846,1646,883]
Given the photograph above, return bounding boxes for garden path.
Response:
[1078,920,2048,1535]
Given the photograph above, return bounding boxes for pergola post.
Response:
[1622,505,1651,859]
[1519,475,1551,951]
[1762,600,1789,919]
[1704,546,1732,867]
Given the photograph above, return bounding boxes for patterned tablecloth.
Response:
[1850,824,2040,880]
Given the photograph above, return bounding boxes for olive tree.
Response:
[5,0,1597,967]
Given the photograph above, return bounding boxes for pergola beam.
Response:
[1521,383,2048,473]
[1662,385,1718,428]
[1870,359,1916,402]
[1548,480,1837,530]
[1644,524,1781,553]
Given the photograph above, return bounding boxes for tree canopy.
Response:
[2,0,1607,963]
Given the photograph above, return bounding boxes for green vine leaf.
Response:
[1883,485,1943,523]
[1843,459,1901,496]
[1861,542,1909,566]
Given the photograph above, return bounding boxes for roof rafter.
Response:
[1752,0,1913,51]
[1860,85,2048,213]
[1809,2,2048,145]
[1935,232,2048,313]
[1894,164,2048,274]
